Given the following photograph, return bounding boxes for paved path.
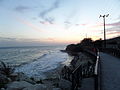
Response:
[79,77,95,90]
[100,53,120,90]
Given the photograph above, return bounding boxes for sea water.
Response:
[0,46,72,78]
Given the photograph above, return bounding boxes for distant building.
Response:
[106,36,120,49]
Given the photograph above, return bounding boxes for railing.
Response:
[94,51,101,90]
[83,48,101,90]
[100,48,120,58]
[71,48,100,90]
[72,64,82,90]
[61,48,101,90]
[71,62,95,90]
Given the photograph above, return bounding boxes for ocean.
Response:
[0,46,72,78]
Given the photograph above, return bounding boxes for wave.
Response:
[37,54,47,60]
[15,51,68,79]
[16,53,48,67]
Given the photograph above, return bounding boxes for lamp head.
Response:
[99,15,102,18]
[106,14,109,17]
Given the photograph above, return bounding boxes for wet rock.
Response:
[23,84,47,90]
[59,79,72,90]
[52,88,61,90]
[1,88,5,90]
[0,74,11,88]
[15,72,36,84]
[0,61,14,77]
[9,73,18,81]
[32,77,43,84]
[6,81,33,90]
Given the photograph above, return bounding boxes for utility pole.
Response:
[99,14,109,48]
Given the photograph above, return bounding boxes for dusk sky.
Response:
[0,0,120,47]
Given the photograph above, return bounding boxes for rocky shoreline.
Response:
[0,49,95,90]
[0,59,73,90]
[0,38,96,90]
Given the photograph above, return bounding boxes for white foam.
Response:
[15,50,68,79]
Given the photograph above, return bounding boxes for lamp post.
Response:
[99,14,109,48]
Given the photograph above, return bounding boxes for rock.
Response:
[0,61,14,77]
[15,72,36,84]
[52,88,61,90]
[22,86,34,90]
[0,74,11,88]
[33,77,43,84]
[6,81,33,90]
[66,44,77,52]
[23,84,47,90]
[1,88,5,90]
[9,73,18,81]
[66,44,82,53]
[59,79,72,90]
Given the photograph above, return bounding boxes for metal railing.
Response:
[71,49,100,90]
[94,51,101,90]
[60,48,101,90]
[71,62,95,90]
[100,48,120,58]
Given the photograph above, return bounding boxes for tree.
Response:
[80,38,93,46]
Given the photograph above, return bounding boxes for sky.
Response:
[0,0,120,47]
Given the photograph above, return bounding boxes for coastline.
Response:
[0,59,69,90]
[0,48,74,90]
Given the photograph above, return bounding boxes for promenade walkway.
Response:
[100,53,120,90]
[79,77,94,90]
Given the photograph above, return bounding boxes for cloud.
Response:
[106,21,120,36]
[107,26,120,33]
[84,21,120,28]
[107,31,120,35]
[0,37,66,47]
[46,38,55,41]
[15,6,31,13]
[75,24,79,26]
[40,21,46,24]
[75,23,98,27]
[107,21,120,31]
[64,21,73,29]
[107,31,120,38]
[39,17,55,25]
[44,17,54,24]
[64,21,71,24]
[0,37,41,42]
[16,17,43,32]
[0,37,40,42]
[63,5,78,28]
[39,0,60,18]
[0,37,17,41]
[81,24,88,26]
[106,21,120,26]
[39,0,61,24]
[40,21,53,25]
[0,37,44,47]
[93,21,120,27]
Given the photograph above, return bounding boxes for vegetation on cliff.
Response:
[66,36,120,53]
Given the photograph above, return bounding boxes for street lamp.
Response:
[99,14,109,48]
